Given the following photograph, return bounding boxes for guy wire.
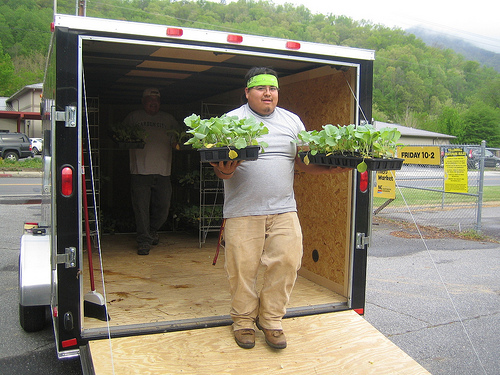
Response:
[394,176,487,375]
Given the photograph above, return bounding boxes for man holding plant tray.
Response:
[211,67,349,350]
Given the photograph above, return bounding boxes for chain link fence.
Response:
[372,143,497,233]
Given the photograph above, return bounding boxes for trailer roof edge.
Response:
[53,14,376,61]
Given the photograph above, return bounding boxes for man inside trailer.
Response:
[210,67,349,349]
[125,88,180,255]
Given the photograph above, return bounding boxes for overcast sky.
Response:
[221,0,500,53]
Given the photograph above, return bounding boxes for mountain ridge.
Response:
[407,26,500,72]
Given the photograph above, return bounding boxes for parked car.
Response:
[465,147,500,169]
[30,138,43,155]
[0,132,33,161]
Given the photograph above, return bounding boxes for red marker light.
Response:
[62,338,78,348]
[166,28,183,37]
[61,167,73,197]
[359,171,368,193]
[227,34,243,44]
[286,41,301,50]
[50,22,55,33]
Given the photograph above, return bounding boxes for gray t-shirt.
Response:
[125,109,179,176]
[223,104,305,218]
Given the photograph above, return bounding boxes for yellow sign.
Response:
[444,148,468,193]
[397,146,441,165]
[374,170,396,199]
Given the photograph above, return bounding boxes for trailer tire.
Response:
[19,304,47,332]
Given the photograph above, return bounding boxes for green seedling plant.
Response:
[183,114,269,159]
[294,123,401,172]
[111,122,148,143]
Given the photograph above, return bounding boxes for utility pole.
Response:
[77,0,86,17]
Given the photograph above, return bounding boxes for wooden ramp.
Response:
[88,309,429,374]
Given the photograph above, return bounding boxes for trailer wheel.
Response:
[19,304,47,332]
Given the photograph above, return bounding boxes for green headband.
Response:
[246,74,279,89]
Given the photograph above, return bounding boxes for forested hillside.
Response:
[1,0,499,146]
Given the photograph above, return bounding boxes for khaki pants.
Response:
[224,212,303,331]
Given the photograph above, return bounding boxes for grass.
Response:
[0,157,42,171]
[373,186,500,207]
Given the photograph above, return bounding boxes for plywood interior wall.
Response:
[280,67,356,296]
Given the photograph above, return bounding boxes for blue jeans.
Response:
[130,174,172,245]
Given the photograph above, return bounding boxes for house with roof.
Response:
[373,121,456,145]
[0,83,43,137]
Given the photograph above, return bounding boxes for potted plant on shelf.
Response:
[183,114,269,162]
[294,123,403,172]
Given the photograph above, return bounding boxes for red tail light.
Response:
[61,166,73,197]
[359,171,368,193]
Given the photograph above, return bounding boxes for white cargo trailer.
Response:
[18,14,428,374]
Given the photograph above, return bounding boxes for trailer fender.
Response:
[19,233,51,307]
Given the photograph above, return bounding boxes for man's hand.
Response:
[210,160,242,179]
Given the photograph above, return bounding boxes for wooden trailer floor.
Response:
[88,309,429,374]
[83,232,345,330]
[84,233,429,374]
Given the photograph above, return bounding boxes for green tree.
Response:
[460,103,500,147]
[0,40,16,96]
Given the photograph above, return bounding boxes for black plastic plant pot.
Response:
[199,145,261,162]
[298,152,404,171]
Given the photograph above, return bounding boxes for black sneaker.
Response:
[137,243,150,255]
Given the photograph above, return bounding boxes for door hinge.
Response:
[57,247,76,268]
[55,106,77,127]
[356,232,370,249]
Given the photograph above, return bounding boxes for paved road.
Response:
[1,184,498,374]
[364,218,499,375]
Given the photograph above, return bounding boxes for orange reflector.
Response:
[286,41,301,50]
[166,28,183,37]
[62,338,77,348]
[359,171,368,193]
[354,308,364,315]
[61,167,73,197]
[227,34,243,43]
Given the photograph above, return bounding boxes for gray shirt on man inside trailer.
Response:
[124,109,179,176]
